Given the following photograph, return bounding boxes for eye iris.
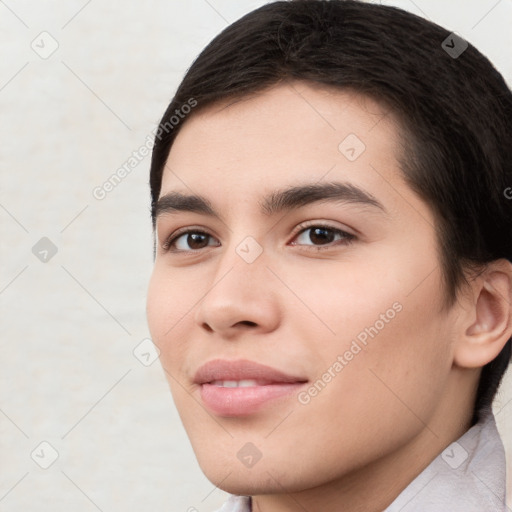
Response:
[310,227,335,245]
[187,232,208,249]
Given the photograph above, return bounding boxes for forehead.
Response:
[158,81,426,223]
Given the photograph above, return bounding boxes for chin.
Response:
[202,467,289,496]
[197,448,325,496]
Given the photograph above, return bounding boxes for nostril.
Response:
[202,323,214,332]
[239,321,257,327]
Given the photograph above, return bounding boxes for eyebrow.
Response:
[152,181,386,224]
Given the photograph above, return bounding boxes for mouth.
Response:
[194,359,308,416]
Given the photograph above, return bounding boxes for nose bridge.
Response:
[213,208,269,279]
[208,232,268,302]
[193,230,279,334]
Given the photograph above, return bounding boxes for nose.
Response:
[193,242,281,339]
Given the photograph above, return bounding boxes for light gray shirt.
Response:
[214,411,509,511]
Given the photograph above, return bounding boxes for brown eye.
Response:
[291,224,356,249]
[163,230,219,252]
[162,223,356,254]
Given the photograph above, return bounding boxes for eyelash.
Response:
[161,222,356,253]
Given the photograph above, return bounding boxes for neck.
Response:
[252,370,477,512]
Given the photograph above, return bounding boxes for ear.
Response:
[453,259,512,369]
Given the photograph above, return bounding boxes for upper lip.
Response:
[193,359,308,385]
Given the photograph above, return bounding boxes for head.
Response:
[146,0,512,502]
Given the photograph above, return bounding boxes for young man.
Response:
[146,1,512,510]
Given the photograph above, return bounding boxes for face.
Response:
[146,81,460,497]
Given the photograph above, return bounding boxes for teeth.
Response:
[238,380,259,387]
[211,380,260,388]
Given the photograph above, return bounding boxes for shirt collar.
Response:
[385,409,508,511]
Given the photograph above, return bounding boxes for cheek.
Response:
[146,268,168,344]
[146,267,192,359]
[370,299,453,417]
[146,269,197,415]
[310,274,452,437]
[287,258,402,354]
[298,258,452,425]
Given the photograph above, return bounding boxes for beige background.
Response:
[0,1,511,510]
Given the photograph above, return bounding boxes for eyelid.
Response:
[291,219,356,239]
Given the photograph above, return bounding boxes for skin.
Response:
[146,80,512,512]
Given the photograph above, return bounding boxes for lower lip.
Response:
[199,382,306,416]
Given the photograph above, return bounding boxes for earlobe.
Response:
[453,260,512,369]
